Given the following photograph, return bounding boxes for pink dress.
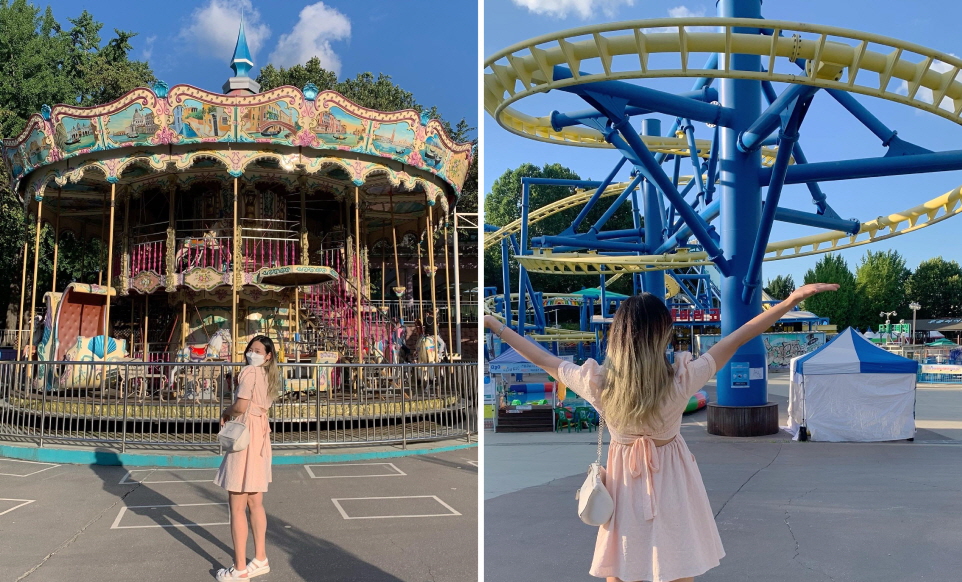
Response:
[215,365,273,493]
[558,352,725,582]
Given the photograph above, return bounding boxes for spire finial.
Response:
[230,17,253,78]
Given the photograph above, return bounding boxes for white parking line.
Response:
[463,458,479,467]
[118,468,218,485]
[0,499,35,516]
[331,495,461,520]
[304,462,406,479]
[110,503,230,529]
[0,459,60,477]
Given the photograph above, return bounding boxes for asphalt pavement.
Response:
[2,446,478,582]
[485,373,962,582]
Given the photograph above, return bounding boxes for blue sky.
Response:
[483,0,962,288]
[40,0,477,136]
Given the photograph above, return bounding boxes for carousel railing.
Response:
[239,219,300,272]
[131,221,168,276]
[0,360,476,450]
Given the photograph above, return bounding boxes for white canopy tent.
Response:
[787,328,919,442]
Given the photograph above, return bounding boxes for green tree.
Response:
[853,249,911,330]
[802,254,859,330]
[763,274,795,300]
[0,3,153,324]
[484,163,637,296]
[907,257,962,318]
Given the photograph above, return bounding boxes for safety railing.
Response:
[0,360,476,451]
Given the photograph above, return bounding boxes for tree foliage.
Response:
[763,274,795,300]
[853,249,911,329]
[802,254,859,330]
[0,2,153,324]
[906,257,962,319]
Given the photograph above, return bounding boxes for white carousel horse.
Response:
[174,220,232,270]
[171,327,232,402]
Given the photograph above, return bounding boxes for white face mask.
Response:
[246,352,266,367]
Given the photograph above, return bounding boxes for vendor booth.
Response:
[788,327,919,442]
[488,337,572,432]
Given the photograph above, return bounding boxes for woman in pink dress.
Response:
[215,335,280,581]
[484,283,837,582]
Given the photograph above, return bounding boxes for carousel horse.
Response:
[171,327,232,402]
[174,220,231,270]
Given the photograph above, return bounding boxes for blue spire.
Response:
[230,17,253,78]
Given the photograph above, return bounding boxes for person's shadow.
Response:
[90,450,407,581]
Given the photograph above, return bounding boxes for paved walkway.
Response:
[2,446,478,582]
[485,373,962,581]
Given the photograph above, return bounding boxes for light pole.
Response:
[909,302,921,345]
[881,311,897,343]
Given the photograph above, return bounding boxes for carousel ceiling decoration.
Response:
[2,82,473,203]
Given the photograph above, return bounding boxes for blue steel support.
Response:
[772,207,860,234]
[587,174,645,234]
[500,238,512,330]
[550,88,719,130]
[742,101,806,304]
[717,0,768,407]
[520,181,531,254]
[641,119,667,302]
[565,158,627,234]
[554,66,736,127]
[705,124,720,204]
[570,88,731,274]
[769,149,962,184]
[656,199,721,254]
[738,83,820,152]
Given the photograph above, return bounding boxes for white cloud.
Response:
[897,55,958,111]
[178,0,271,63]
[142,35,156,61]
[649,5,714,33]
[267,2,351,74]
[511,0,635,20]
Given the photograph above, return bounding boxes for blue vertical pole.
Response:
[641,119,666,302]
[717,0,768,408]
[501,238,512,332]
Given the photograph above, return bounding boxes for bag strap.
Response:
[595,413,606,465]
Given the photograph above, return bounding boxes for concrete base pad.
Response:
[707,402,779,436]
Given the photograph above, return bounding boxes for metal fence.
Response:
[0,360,476,451]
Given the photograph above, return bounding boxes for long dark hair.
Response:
[601,293,675,429]
[244,335,281,401]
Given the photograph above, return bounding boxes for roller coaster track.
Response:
[484,19,962,273]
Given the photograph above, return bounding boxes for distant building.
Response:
[317,111,345,134]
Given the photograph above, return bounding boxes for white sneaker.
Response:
[246,558,270,578]
[216,566,251,581]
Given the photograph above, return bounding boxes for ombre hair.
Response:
[244,335,281,402]
[601,293,675,430]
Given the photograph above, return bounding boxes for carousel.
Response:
[0,24,475,447]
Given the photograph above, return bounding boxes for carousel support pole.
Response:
[232,177,239,359]
[181,300,188,350]
[442,218,454,358]
[16,202,29,360]
[299,176,309,265]
[102,183,117,392]
[51,189,61,293]
[417,243,424,323]
[354,186,363,363]
[99,190,107,285]
[143,294,149,358]
[165,177,177,292]
[26,196,44,362]
[452,211,463,357]
[426,200,439,351]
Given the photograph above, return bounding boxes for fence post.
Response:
[401,372,407,450]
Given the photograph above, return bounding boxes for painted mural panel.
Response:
[54,117,100,154]
[371,121,415,158]
[24,126,51,167]
[420,134,447,170]
[171,99,233,141]
[238,100,300,141]
[695,332,827,371]
[104,103,160,147]
[314,106,366,148]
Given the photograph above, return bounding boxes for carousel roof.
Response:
[0,23,473,212]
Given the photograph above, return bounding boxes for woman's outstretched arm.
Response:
[483,315,564,378]
[706,283,839,370]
